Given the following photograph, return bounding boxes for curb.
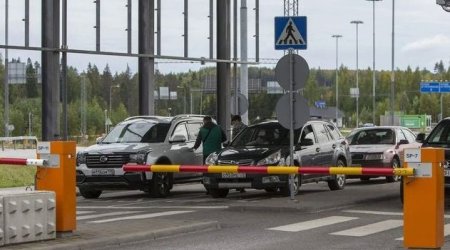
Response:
[30,221,220,250]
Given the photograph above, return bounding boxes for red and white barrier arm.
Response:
[0,157,47,167]
[123,164,414,176]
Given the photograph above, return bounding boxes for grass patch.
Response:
[0,165,36,188]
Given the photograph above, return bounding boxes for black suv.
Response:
[202,120,351,198]
[76,115,205,199]
[417,117,450,186]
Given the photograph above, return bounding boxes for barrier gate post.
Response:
[35,141,77,233]
[404,147,445,249]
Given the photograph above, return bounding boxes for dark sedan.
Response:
[346,126,420,182]
[202,120,351,198]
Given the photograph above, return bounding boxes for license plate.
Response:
[445,169,450,177]
[92,169,114,176]
[221,173,246,179]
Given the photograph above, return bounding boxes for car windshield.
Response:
[348,128,395,145]
[231,123,300,147]
[426,120,450,146]
[102,122,170,143]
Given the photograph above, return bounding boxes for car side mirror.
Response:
[301,138,314,146]
[169,135,187,143]
[398,139,409,145]
[96,136,104,144]
[416,133,426,143]
[222,142,229,147]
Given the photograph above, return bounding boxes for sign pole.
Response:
[289,48,295,200]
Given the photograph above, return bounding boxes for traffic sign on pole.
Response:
[274,16,307,50]
[275,54,309,90]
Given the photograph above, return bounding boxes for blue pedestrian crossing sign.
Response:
[275,16,307,50]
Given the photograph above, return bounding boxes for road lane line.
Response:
[88,210,194,224]
[331,220,402,237]
[396,223,450,240]
[267,216,358,232]
[77,205,228,209]
[77,211,142,221]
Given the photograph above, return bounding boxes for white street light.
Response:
[109,84,120,118]
[367,0,382,125]
[351,20,363,128]
[390,0,396,125]
[332,34,343,127]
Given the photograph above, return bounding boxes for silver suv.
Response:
[76,115,205,199]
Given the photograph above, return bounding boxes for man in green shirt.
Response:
[193,116,227,164]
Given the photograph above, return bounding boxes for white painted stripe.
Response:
[344,209,450,219]
[77,205,228,210]
[77,211,95,215]
[88,210,194,224]
[396,223,450,241]
[331,220,403,237]
[268,216,358,232]
[343,210,403,216]
[77,211,141,221]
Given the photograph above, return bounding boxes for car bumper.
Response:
[76,170,146,190]
[202,173,289,189]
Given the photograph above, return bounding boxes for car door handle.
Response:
[332,144,336,149]
[315,147,320,153]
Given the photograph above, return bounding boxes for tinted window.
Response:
[427,120,450,145]
[103,122,170,143]
[312,123,330,143]
[300,125,315,145]
[186,122,202,141]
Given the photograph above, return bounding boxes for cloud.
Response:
[401,34,450,52]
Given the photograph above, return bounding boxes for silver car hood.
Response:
[81,142,159,154]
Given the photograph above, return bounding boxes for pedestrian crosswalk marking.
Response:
[267,216,358,232]
[77,205,228,209]
[76,210,95,215]
[331,220,403,237]
[396,224,450,240]
[343,210,403,216]
[88,210,194,224]
[77,211,142,221]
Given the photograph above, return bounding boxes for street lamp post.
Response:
[109,85,120,119]
[367,0,382,125]
[177,86,187,114]
[390,0,396,125]
[332,34,343,127]
[351,20,363,128]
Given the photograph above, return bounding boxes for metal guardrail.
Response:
[123,164,415,176]
[0,136,38,151]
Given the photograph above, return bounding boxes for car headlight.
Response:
[257,151,281,166]
[76,152,86,166]
[129,153,147,164]
[364,153,384,160]
[205,152,218,165]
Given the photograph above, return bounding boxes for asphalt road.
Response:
[72,179,450,250]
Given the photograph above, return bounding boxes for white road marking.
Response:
[344,209,450,219]
[343,210,403,216]
[267,216,358,232]
[77,205,228,209]
[331,220,403,237]
[88,210,194,224]
[396,224,450,240]
[76,211,95,215]
[77,211,142,221]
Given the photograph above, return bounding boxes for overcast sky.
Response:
[1,0,450,74]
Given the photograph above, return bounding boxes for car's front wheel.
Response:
[150,172,172,198]
[328,159,346,191]
[79,187,102,199]
[209,188,229,198]
[386,158,401,183]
